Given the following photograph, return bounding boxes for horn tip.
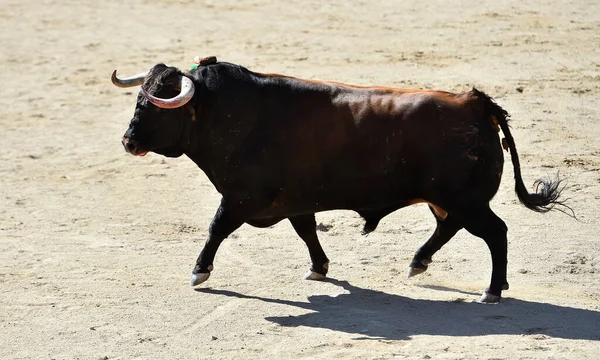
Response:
[111,70,119,86]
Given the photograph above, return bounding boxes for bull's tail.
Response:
[472,88,572,215]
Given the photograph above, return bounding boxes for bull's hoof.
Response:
[406,266,427,279]
[304,270,326,281]
[406,258,432,279]
[190,264,213,287]
[478,292,501,304]
[190,272,211,286]
[304,262,329,281]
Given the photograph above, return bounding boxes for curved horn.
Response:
[111,70,148,88]
[141,76,195,109]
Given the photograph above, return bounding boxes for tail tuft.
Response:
[528,175,575,217]
[527,175,565,212]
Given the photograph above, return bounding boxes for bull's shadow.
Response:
[197,279,600,341]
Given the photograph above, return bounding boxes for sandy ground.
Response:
[1,0,600,358]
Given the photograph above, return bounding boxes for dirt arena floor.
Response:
[1,0,599,358]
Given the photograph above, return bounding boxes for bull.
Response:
[111,59,565,303]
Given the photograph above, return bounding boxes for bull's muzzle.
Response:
[122,137,147,156]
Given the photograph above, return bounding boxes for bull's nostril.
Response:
[126,142,136,152]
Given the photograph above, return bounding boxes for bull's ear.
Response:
[186,103,197,121]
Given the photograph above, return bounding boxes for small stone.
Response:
[211,336,218,341]
[516,86,524,93]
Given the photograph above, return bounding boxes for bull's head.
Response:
[111,64,196,158]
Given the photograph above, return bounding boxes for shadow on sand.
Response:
[196,279,600,341]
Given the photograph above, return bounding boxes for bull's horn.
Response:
[111,70,148,88]
[141,76,195,109]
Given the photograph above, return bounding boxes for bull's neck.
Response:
[183,69,261,189]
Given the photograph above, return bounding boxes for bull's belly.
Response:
[255,174,417,218]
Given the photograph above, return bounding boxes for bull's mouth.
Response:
[122,138,182,158]
[124,146,149,157]
[132,150,149,157]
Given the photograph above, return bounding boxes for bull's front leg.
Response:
[190,196,266,286]
[289,214,330,280]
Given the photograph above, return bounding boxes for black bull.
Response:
[112,61,565,303]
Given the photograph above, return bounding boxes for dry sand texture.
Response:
[1,0,599,359]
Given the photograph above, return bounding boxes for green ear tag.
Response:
[190,55,217,71]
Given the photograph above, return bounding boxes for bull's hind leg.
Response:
[460,206,509,303]
[407,206,462,278]
[289,214,330,281]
